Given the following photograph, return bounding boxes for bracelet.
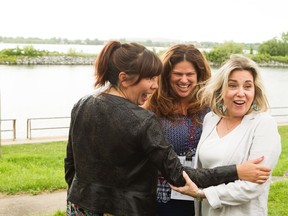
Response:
[196,188,203,202]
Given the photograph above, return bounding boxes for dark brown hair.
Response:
[94,40,162,87]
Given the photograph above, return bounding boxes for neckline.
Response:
[216,120,241,139]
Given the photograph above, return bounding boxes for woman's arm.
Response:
[236,156,271,183]
[64,106,77,188]
[64,133,75,188]
[169,156,271,198]
[169,171,202,198]
[170,115,281,206]
[182,156,270,188]
[143,115,271,188]
[201,115,281,208]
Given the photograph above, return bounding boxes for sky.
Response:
[0,0,287,43]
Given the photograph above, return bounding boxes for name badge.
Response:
[171,156,195,201]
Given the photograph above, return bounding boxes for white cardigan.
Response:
[194,111,281,216]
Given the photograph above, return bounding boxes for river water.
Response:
[0,53,287,140]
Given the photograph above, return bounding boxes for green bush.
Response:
[0,54,18,63]
[248,53,271,63]
[0,45,49,57]
[205,41,243,64]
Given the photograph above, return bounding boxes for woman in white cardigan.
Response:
[170,54,281,216]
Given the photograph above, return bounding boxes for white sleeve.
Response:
[203,114,281,209]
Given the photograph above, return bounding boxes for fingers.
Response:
[169,171,199,197]
[169,183,186,194]
[255,176,269,184]
[169,171,189,192]
[169,183,177,191]
[248,156,264,164]
[182,171,191,183]
[258,166,271,172]
[254,169,270,184]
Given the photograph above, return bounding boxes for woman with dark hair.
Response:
[146,44,212,215]
[65,42,270,216]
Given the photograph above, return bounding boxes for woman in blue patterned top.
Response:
[146,44,211,216]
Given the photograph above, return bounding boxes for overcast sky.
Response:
[1,0,287,43]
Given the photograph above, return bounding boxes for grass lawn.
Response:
[0,126,287,215]
[0,141,66,194]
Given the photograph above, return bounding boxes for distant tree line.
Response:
[0,36,259,51]
[204,32,288,65]
[1,32,287,65]
[0,36,104,45]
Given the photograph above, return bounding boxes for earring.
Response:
[217,102,226,113]
[217,103,223,111]
[252,102,260,111]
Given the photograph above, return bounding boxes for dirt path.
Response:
[0,190,66,216]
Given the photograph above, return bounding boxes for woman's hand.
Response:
[237,156,271,184]
[169,171,199,198]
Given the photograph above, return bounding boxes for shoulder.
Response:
[131,106,158,123]
[203,111,218,121]
[202,111,220,128]
[73,93,94,109]
[246,112,277,126]
[244,112,279,137]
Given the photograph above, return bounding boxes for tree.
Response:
[258,32,288,56]
[205,41,243,64]
[281,32,288,43]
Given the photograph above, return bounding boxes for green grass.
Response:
[0,126,287,215]
[47,210,66,216]
[268,125,288,216]
[268,181,288,216]
[0,141,67,194]
[272,126,288,176]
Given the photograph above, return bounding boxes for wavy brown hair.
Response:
[147,44,211,123]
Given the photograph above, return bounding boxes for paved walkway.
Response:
[0,190,66,216]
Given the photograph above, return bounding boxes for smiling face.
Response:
[223,69,255,119]
[169,61,198,100]
[124,76,159,106]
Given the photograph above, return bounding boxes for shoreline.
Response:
[1,56,288,67]
[0,56,96,65]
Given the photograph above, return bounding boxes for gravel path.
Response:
[0,190,66,216]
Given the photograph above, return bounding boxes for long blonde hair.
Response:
[199,54,269,117]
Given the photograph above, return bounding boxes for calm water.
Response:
[0,65,95,139]
[0,43,165,55]
[0,64,288,140]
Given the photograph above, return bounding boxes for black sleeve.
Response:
[64,136,75,188]
[64,105,77,188]
[141,115,238,188]
[183,165,238,188]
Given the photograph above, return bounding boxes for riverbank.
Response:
[1,56,96,65]
[1,56,288,67]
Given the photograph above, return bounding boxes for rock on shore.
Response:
[4,56,96,65]
[2,56,288,67]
